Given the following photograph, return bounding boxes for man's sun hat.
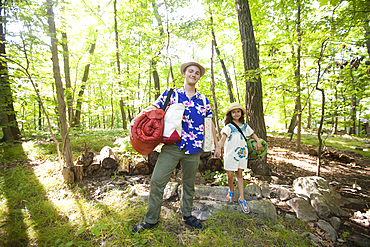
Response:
[226,102,246,115]
[180,60,206,77]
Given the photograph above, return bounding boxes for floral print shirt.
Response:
[153,87,213,154]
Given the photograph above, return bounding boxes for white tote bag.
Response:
[162,89,185,145]
[201,95,215,152]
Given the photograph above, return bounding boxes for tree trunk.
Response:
[295,0,302,151]
[350,67,356,135]
[151,0,164,100]
[73,40,96,128]
[232,58,241,103]
[0,1,21,142]
[211,40,221,138]
[364,20,370,59]
[46,0,74,171]
[315,38,329,176]
[235,0,269,176]
[61,32,73,123]
[152,58,161,99]
[210,11,235,103]
[114,0,127,129]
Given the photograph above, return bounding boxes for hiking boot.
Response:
[132,221,158,234]
[183,215,203,229]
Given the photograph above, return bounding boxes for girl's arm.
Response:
[250,133,263,150]
[218,133,227,150]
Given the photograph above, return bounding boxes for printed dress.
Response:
[221,123,254,171]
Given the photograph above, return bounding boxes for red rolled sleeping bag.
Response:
[130,109,165,155]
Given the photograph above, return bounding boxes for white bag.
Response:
[162,89,185,145]
[203,117,215,152]
[201,95,215,152]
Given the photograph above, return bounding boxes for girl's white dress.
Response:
[221,123,254,171]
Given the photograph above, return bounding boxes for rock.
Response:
[192,185,230,202]
[275,186,294,201]
[192,199,277,221]
[301,232,321,246]
[248,199,277,221]
[192,184,263,201]
[258,181,271,198]
[330,216,341,231]
[308,149,318,156]
[160,206,173,219]
[287,197,318,222]
[163,182,178,200]
[310,193,331,218]
[293,177,345,204]
[270,176,279,184]
[245,183,262,198]
[317,219,337,242]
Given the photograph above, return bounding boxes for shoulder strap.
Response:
[230,121,248,143]
[162,88,173,111]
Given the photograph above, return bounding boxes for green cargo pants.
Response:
[144,144,201,224]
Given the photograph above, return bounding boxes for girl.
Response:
[218,102,262,213]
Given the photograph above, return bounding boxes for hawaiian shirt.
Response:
[153,87,213,154]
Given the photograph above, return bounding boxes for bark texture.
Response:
[235,0,269,176]
[46,0,74,168]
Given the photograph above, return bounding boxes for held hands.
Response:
[213,146,221,159]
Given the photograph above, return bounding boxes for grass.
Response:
[0,161,312,246]
[0,162,312,246]
[2,129,366,246]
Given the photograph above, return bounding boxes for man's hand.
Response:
[213,146,221,159]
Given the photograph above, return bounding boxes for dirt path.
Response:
[265,135,370,245]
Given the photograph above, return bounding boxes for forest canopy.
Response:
[1,0,369,141]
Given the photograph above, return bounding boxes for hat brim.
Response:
[226,103,246,115]
[180,61,205,77]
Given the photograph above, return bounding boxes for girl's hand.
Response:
[256,141,263,151]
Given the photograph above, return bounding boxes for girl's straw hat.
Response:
[226,102,246,115]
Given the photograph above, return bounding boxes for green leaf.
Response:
[91,226,100,237]
[141,239,148,244]
[65,241,74,247]
[96,222,108,230]
[76,228,85,236]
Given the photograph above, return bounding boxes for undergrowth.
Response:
[0,162,312,246]
[0,129,366,245]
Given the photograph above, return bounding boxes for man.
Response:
[132,60,220,234]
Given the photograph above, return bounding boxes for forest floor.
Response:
[263,134,370,245]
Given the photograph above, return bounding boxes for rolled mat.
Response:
[130,109,165,155]
[247,138,268,160]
